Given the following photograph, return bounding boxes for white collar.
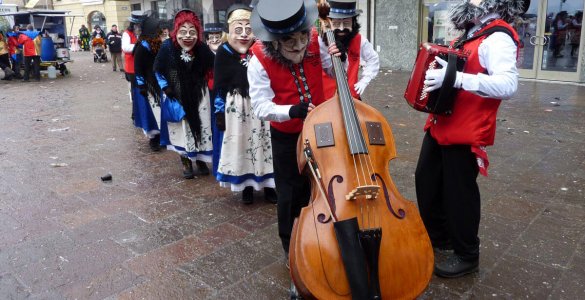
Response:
[468,13,502,37]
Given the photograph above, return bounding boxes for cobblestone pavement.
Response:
[1,52,584,299]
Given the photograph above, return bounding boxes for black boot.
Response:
[194,160,210,176]
[264,187,277,204]
[181,156,194,179]
[149,134,161,152]
[242,186,254,204]
[434,253,479,278]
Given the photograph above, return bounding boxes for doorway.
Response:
[516,0,584,81]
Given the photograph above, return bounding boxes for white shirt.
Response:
[319,34,380,86]
[121,31,135,53]
[248,40,334,122]
[458,13,519,100]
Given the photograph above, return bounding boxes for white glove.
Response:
[354,81,368,96]
[423,56,448,93]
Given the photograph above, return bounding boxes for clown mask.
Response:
[273,31,310,64]
[177,22,198,51]
[228,20,254,54]
[207,32,223,53]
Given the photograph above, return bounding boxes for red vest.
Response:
[322,34,361,99]
[425,20,519,146]
[252,30,326,134]
[124,30,137,74]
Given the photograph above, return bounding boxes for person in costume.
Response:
[416,0,528,278]
[318,0,379,100]
[133,15,163,152]
[203,22,224,177]
[79,25,90,51]
[214,4,277,205]
[154,9,214,179]
[204,22,224,54]
[123,12,144,121]
[248,0,340,295]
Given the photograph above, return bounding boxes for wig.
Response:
[171,10,204,49]
[450,0,527,30]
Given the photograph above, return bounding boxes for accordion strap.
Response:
[433,52,459,114]
[453,25,518,49]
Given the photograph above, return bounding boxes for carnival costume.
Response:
[203,22,224,177]
[319,0,379,100]
[215,5,276,204]
[415,0,528,278]
[133,15,163,150]
[154,9,214,178]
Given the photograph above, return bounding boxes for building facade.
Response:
[376,0,585,83]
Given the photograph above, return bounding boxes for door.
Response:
[517,0,584,81]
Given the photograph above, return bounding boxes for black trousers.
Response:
[23,55,40,81]
[415,131,480,261]
[270,127,311,254]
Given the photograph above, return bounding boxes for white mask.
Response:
[274,31,309,64]
[177,22,198,51]
[228,20,254,54]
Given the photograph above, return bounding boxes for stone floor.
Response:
[0,51,583,299]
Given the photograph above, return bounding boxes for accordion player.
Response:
[404,43,468,115]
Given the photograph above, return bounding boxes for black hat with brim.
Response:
[128,11,146,24]
[251,0,318,42]
[204,23,224,33]
[140,16,161,39]
[328,0,362,19]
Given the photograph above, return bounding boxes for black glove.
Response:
[163,86,177,100]
[289,101,310,119]
[216,113,226,131]
[138,85,148,98]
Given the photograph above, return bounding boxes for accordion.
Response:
[404,43,468,115]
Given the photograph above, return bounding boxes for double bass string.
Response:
[327,29,380,229]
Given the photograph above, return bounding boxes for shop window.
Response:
[422,1,462,45]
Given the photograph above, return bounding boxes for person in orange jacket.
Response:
[17,24,42,82]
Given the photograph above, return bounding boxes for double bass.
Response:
[289,13,434,300]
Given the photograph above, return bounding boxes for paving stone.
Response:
[0,273,31,299]
[116,270,213,300]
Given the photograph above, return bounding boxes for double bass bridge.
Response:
[346,185,380,201]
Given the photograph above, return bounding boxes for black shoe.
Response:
[120,69,125,72]
[242,186,254,204]
[113,68,116,72]
[264,187,277,204]
[149,135,161,152]
[434,253,478,278]
[194,160,210,176]
[290,281,303,300]
[181,156,194,179]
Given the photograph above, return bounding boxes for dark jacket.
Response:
[106,30,122,53]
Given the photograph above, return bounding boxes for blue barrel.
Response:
[41,37,56,61]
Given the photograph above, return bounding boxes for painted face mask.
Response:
[228,20,254,54]
[273,31,310,64]
[207,32,222,52]
[177,22,198,51]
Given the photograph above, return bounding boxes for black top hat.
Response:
[251,0,318,41]
[328,0,361,19]
[204,23,224,33]
[128,11,146,24]
[140,16,161,39]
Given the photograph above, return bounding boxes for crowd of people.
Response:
[2,0,530,298]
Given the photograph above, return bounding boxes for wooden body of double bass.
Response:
[290,95,434,299]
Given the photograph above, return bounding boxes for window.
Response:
[131,4,141,11]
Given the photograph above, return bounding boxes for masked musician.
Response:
[415,0,528,278]
[248,0,339,297]
[319,0,379,100]
[154,9,214,179]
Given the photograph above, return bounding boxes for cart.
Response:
[0,10,83,76]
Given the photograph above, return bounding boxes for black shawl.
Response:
[154,39,214,142]
[134,41,162,105]
[213,42,251,99]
